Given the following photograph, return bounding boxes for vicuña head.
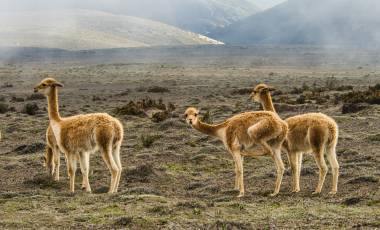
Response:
[184,107,199,125]
[250,83,276,112]
[34,78,64,96]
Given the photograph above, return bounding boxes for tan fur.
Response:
[252,83,339,194]
[45,126,60,181]
[35,77,124,193]
[184,107,288,197]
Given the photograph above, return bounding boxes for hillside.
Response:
[0,0,261,35]
[0,10,223,50]
[212,0,380,47]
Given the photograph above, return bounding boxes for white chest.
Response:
[216,127,227,146]
[50,121,62,146]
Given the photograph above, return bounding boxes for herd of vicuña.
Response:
[2,77,340,197]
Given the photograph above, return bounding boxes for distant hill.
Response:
[212,0,380,47]
[0,0,261,35]
[0,10,223,50]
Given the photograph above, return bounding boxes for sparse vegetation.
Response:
[147,86,170,93]
[22,103,39,115]
[140,134,161,148]
[231,87,251,95]
[201,109,213,123]
[26,94,45,101]
[0,102,9,113]
[0,48,378,229]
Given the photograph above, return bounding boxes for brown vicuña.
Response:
[251,83,339,194]
[35,78,124,193]
[184,107,288,197]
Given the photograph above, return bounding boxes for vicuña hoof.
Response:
[270,192,279,197]
[292,189,300,193]
[237,193,245,198]
[329,190,337,195]
[312,191,321,195]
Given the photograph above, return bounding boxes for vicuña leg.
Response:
[67,154,77,193]
[288,152,300,193]
[312,149,328,194]
[271,147,285,196]
[326,145,339,195]
[78,152,91,192]
[231,150,245,197]
[112,143,123,192]
[101,144,119,193]
[53,147,60,181]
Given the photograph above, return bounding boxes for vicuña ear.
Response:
[53,82,64,87]
[268,87,275,91]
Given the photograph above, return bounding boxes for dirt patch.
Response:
[13,143,45,155]
[124,164,156,183]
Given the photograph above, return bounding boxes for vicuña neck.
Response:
[47,87,61,122]
[192,120,226,138]
[261,94,276,113]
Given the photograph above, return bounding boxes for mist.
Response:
[0,0,262,35]
[212,0,380,48]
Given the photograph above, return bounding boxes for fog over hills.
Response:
[212,0,380,47]
[0,0,261,35]
[0,10,223,50]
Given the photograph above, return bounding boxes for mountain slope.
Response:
[0,0,261,35]
[212,0,380,46]
[0,10,223,50]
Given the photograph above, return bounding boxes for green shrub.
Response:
[140,134,161,148]
[0,102,9,113]
[22,103,39,115]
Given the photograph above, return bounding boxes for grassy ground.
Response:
[0,50,379,229]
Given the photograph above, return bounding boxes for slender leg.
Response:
[112,143,122,192]
[53,147,60,181]
[232,151,244,197]
[101,144,119,194]
[295,152,303,192]
[67,154,77,193]
[271,147,285,196]
[326,145,339,195]
[312,149,328,194]
[233,160,239,190]
[78,152,91,192]
[288,152,299,192]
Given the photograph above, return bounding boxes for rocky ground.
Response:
[0,47,379,229]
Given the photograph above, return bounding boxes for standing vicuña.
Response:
[35,78,124,193]
[184,107,288,197]
[251,83,339,194]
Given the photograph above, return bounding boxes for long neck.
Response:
[261,93,276,113]
[47,87,61,122]
[192,120,226,138]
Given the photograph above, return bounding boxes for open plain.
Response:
[0,46,379,229]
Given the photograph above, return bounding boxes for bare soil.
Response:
[0,46,379,229]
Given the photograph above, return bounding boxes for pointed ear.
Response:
[53,82,64,87]
[196,109,200,114]
[268,86,275,92]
